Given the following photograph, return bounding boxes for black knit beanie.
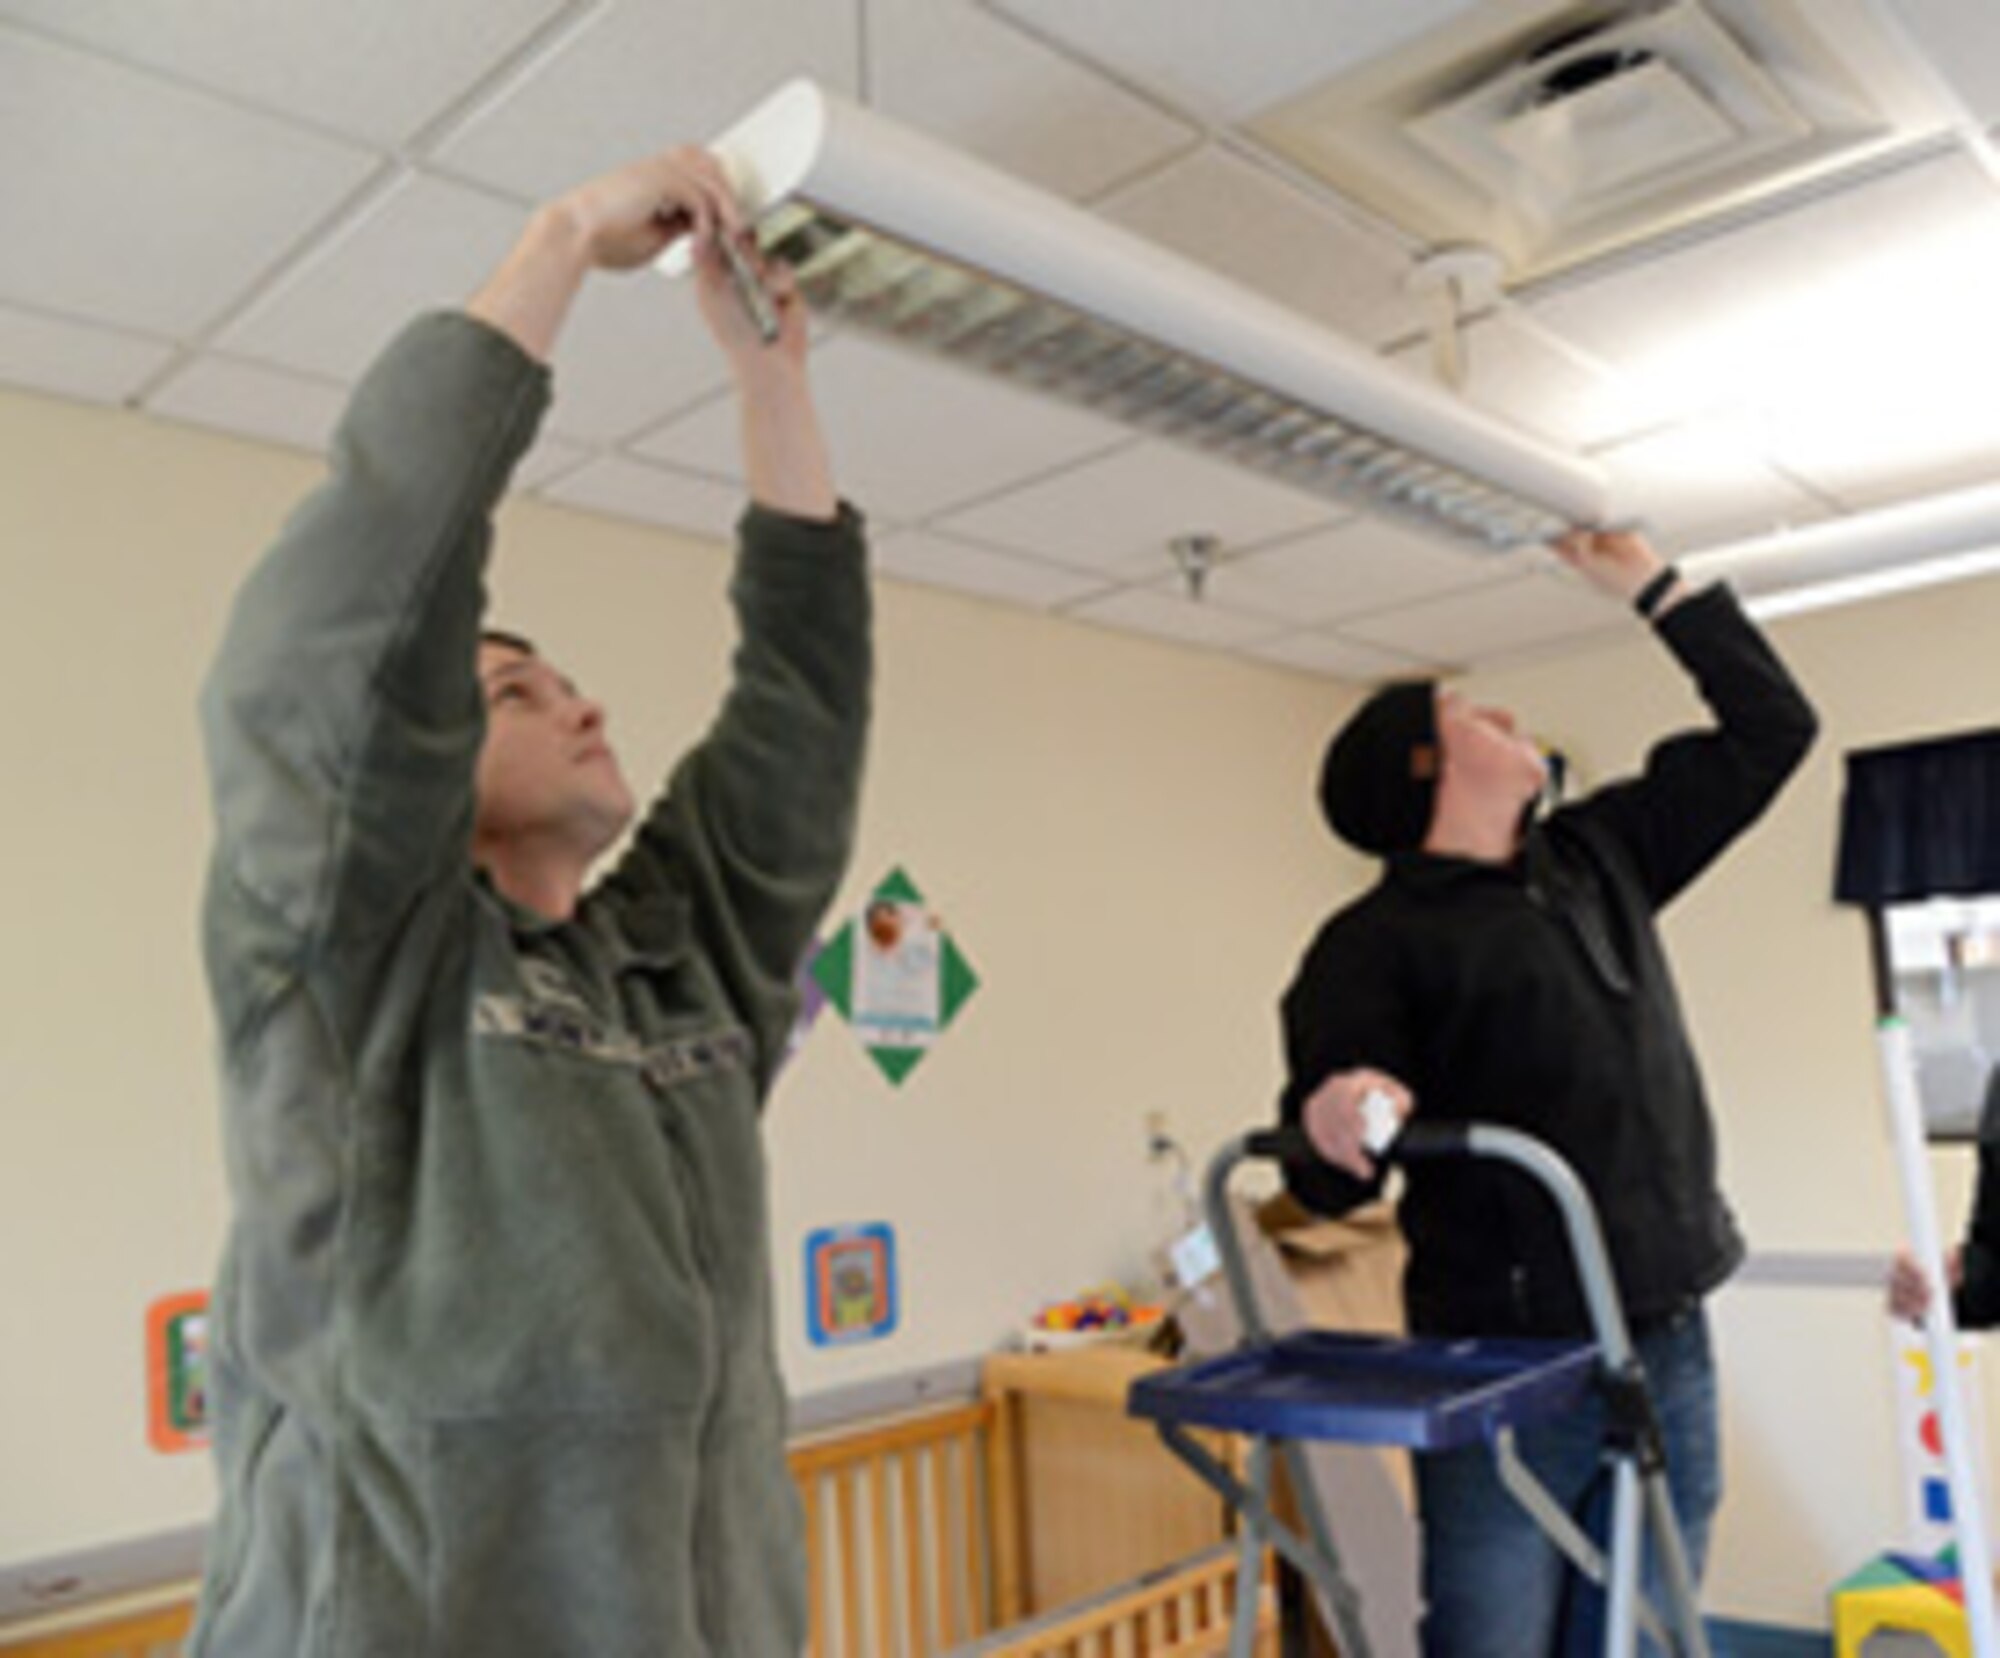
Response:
[1317,680,1440,856]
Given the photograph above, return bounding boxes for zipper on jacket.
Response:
[650,1094,726,1653]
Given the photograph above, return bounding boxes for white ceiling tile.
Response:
[145,357,349,456]
[1781,440,2000,516]
[1098,145,1425,348]
[1203,516,1513,624]
[1064,583,1283,651]
[0,30,380,337]
[0,0,570,146]
[986,0,1486,126]
[1593,418,1832,550]
[935,439,1334,580]
[1386,310,1646,450]
[637,334,1129,521]
[873,530,1106,609]
[1243,628,1441,683]
[633,388,738,479]
[1334,569,1625,669]
[540,455,744,539]
[432,0,860,205]
[1885,0,2000,124]
[0,305,175,406]
[868,0,1194,201]
[540,270,738,448]
[1756,353,2000,512]
[217,166,733,449]
[1531,151,2000,511]
[1527,153,2000,421]
[214,174,528,383]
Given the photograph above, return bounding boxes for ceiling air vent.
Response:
[1245,0,1947,282]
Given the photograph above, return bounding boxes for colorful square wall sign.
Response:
[813,868,979,1086]
[147,1291,211,1453]
[806,1223,899,1347]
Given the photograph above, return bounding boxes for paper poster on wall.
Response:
[147,1290,211,1453]
[806,1223,899,1347]
[813,868,979,1085]
[1891,1323,1997,1558]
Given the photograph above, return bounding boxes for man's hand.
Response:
[553,146,744,272]
[467,147,749,364]
[1553,527,1678,612]
[692,235,809,377]
[1302,1068,1414,1181]
[1889,1246,1964,1325]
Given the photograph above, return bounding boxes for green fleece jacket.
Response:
[190,312,871,1656]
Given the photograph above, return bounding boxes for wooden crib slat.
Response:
[799,1472,827,1658]
[957,1432,987,1639]
[982,1381,1025,1630]
[930,1440,959,1646]
[866,1453,895,1658]
[900,1445,927,1653]
[836,1469,863,1658]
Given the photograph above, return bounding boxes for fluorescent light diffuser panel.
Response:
[666,79,1611,552]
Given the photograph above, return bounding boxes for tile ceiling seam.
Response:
[126,161,411,408]
[856,0,874,107]
[616,383,740,465]
[943,0,1210,210]
[1283,564,1553,637]
[968,0,1212,141]
[903,432,1144,528]
[880,525,1129,591]
[358,0,611,163]
[971,0,1424,254]
[1045,568,1296,630]
[1863,0,2000,188]
[0,14,389,158]
[0,294,177,352]
[1259,620,1440,662]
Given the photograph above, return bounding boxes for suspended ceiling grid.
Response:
[2,0,1997,679]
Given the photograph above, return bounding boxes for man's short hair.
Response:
[481,627,537,657]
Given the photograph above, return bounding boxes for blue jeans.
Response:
[1413,1305,1720,1658]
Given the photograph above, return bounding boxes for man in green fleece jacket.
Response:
[192,147,870,1656]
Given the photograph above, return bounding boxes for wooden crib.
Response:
[1,1353,1272,1658]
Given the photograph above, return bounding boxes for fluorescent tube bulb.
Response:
[1684,478,2000,620]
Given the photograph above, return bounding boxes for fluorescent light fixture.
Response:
[663,79,1610,552]
[1682,478,2000,619]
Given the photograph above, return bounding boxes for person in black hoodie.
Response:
[1279,528,1816,1658]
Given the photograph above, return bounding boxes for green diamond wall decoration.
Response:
[813,868,979,1085]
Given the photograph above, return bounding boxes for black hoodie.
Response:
[1280,584,1818,1337]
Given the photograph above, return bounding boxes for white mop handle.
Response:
[1882,1014,2000,1655]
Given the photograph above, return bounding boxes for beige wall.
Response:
[1464,573,2000,1627]
[0,382,1358,1566]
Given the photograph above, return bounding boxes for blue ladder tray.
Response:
[1129,1330,1600,1452]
